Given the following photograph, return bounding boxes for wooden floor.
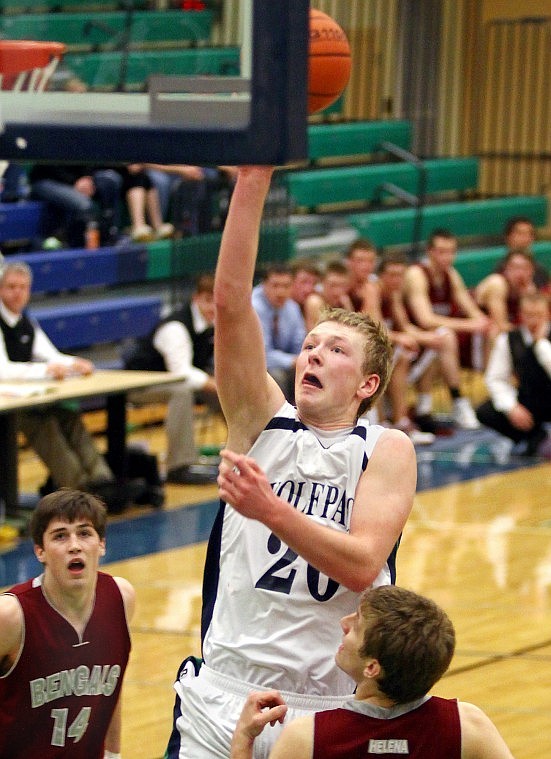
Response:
[7,400,551,759]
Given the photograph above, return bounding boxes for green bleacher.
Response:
[347,196,548,249]
[0,0,126,9]
[307,120,412,162]
[64,46,240,90]
[0,0,124,11]
[147,226,297,282]
[455,240,551,288]
[0,9,214,48]
[285,157,478,210]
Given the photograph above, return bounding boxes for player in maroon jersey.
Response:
[231,585,513,759]
[0,489,135,759]
[403,228,491,429]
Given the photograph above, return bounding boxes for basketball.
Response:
[308,9,351,115]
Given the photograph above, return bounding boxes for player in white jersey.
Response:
[165,166,417,759]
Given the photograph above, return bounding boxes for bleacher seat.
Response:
[455,240,551,288]
[307,120,412,162]
[0,0,124,10]
[0,9,214,49]
[347,196,548,248]
[10,224,294,297]
[32,295,162,350]
[0,200,43,245]
[148,226,296,281]
[64,46,240,90]
[15,243,148,293]
[285,157,479,210]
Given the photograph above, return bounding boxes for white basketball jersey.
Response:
[201,402,397,698]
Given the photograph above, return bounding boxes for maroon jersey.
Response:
[412,263,462,321]
[348,288,364,313]
[506,290,522,326]
[478,275,523,326]
[0,572,131,759]
[409,263,478,366]
[313,696,461,758]
[380,291,395,329]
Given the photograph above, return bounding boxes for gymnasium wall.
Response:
[474,6,551,214]
[304,0,400,122]
[480,0,551,24]
[215,1,550,236]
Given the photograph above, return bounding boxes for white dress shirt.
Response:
[0,301,76,380]
[484,324,551,413]
[152,301,212,392]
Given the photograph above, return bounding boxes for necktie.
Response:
[272,310,280,347]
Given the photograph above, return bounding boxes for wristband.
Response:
[104,752,121,759]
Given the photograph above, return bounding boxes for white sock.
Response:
[416,393,432,416]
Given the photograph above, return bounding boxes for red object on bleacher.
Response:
[181,1,206,10]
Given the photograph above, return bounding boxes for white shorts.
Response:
[166,659,347,759]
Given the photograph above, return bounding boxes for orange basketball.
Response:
[308,9,351,115]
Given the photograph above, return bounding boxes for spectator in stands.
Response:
[29,163,121,249]
[499,216,550,290]
[123,273,220,485]
[0,261,143,512]
[231,585,514,759]
[361,254,439,444]
[37,74,173,246]
[39,77,174,245]
[344,238,379,312]
[374,253,469,435]
[303,260,353,332]
[475,249,538,360]
[476,292,551,457]
[403,228,491,430]
[145,164,237,236]
[251,263,306,402]
[115,165,175,242]
[290,258,321,318]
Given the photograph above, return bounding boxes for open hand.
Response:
[218,449,276,521]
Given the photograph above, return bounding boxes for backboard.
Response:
[0,0,309,165]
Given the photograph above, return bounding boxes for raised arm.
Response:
[214,167,286,452]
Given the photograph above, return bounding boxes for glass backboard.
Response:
[0,0,309,165]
